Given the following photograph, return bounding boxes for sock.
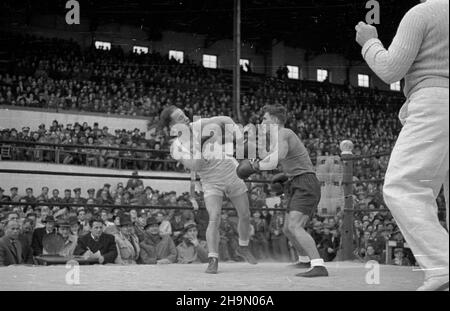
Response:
[238,239,249,247]
[298,256,311,263]
[208,252,219,259]
[311,258,325,267]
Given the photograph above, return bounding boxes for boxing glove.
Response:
[271,173,289,195]
[236,159,260,180]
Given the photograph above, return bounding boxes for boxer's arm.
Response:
[258,133,289,171]
[362,7,426,84]
[170,140,203,171]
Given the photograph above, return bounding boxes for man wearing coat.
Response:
[73,218,117,264]
[114,216,140,265]
[0,220,23,266]
[31,215,57,256]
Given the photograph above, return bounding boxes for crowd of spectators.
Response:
[0,120,176,171]
[0,179,424,266]
[0,32,446,266]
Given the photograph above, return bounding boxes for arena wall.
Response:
[0,161,191,196]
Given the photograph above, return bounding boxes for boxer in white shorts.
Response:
[159,105,257,274]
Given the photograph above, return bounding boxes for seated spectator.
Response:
[56,220,77,258]
[269,211,290,261]
[104,215,121,236]
[171,212,185,242]
[126,171,144,191]
[362,245,381,263]
[36,187,49,203]
[68,216,82,237]
[156,211,172,236]
[176,221,208,264]
[73,218,118,264]
[31,215,57,256]
[114,216,140,265]
[0,220,23,266]
[250,211,270,260]
[0,187,11,204]
[139,217,177,265]
[48,189,62,208]
[393,248,411,266]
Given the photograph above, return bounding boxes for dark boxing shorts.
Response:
[285,173,321,217]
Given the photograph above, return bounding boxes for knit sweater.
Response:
[362,0,449,98]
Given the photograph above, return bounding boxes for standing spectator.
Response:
[114,216,140,265]
[73,218,118,264]
[126,171,144,191]
[139,217,177,265]
[171,212,185,242]
[176,221,209,264]
[0,220,23,266]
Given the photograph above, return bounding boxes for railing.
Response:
[0,140,179,171]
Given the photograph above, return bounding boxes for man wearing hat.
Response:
[139,217,177,265]
[10,187,20,203]
[176,221,209,264]
[0,188,11,206]
[31,215,57,257]
[48,189,62,208]
[96,184,113,201]
[23,188,36,204]
[62,189,74,204]
[73,188,86,205]
[56,220,77,258]
[86,188,96,202]
[114,215,140,265]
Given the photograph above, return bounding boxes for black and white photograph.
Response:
[0,0,448,301]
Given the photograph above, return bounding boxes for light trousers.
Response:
[383,87,449,280]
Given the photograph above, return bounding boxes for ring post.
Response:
[340,140,355,261]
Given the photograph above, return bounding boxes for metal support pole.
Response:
[233,0,242,123]
[340,140,355,261]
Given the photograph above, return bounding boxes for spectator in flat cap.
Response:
[23,188,36,204]
[73,218,117,264]
[9,187,20,203]
[62,189,74,204]
[139,217,177,265]
[86,188,96,202]
[48,189,62,209]
[31,215,57,257]
[67,216,81,238]
[56,220,77,258]
[114,215,140,265]
[0,188,11,204]
[73,188,86,205]
[171,211,185,242]
[126,171,144,191]
[36,187,49,203]
[176,221,208,264]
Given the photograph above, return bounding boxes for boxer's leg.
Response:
[204,193,224,259]
[282,213,310,264]
[383,88,449,290]
[228,182,257,264]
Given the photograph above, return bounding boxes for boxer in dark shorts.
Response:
[236,104,328,278]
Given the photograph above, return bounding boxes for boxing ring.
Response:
[0,140,425,291]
